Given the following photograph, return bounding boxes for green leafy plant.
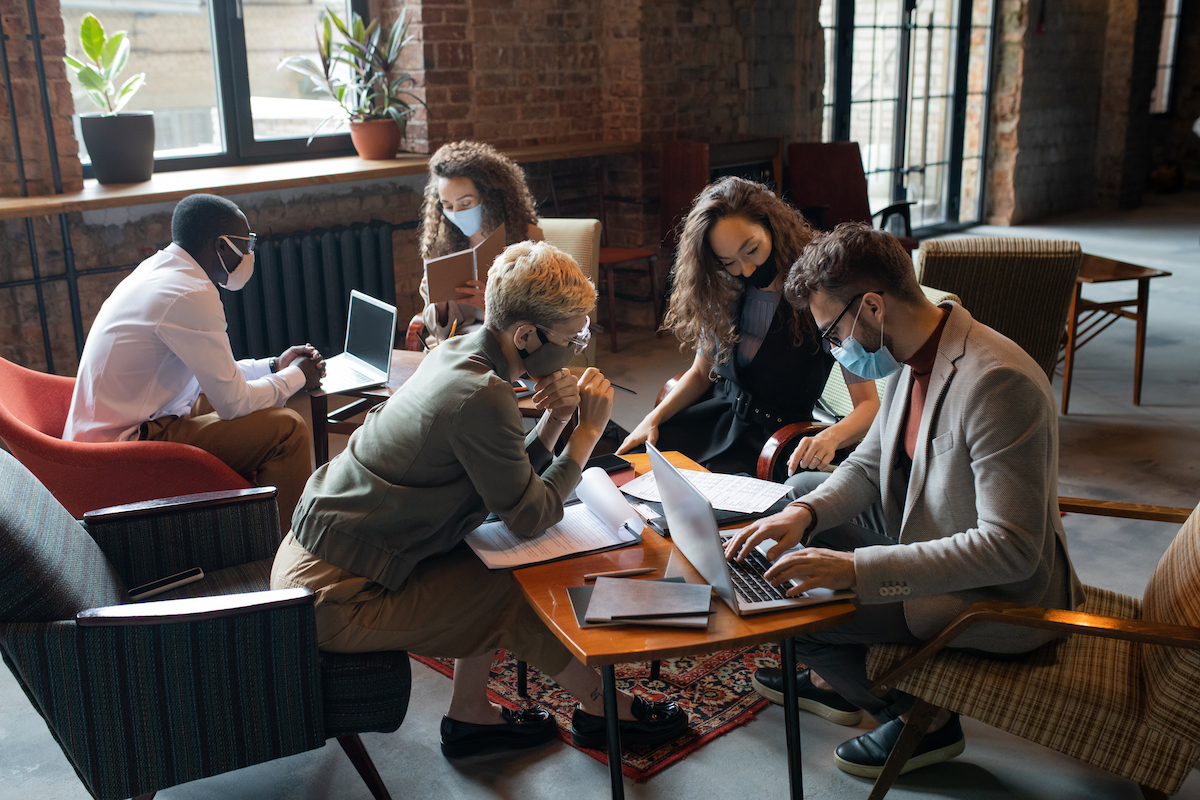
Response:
[62,14,145,115]
[279,8,422,143]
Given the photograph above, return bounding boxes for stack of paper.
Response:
[583,577,713,629]
[620,470,791,514]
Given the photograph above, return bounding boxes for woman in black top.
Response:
[617,177,879,477]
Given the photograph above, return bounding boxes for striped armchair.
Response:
[914,237,1082,380]
[0,449,409,800]
[863,499,1200,800]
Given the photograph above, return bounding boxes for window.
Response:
[819,0,997,231]
[1150,0,1182,115]
[61,0,367,176]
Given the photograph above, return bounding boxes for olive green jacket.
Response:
[291,328,581,590]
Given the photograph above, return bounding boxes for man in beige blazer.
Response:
[725,223,1084,778]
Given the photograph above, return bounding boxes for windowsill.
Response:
[0,140,640,221]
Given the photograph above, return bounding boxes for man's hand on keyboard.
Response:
[762,548,855,596]
[724,504,811,563]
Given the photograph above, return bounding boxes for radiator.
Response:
[222,220,395,360]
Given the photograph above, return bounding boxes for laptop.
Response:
[646,443,856,615]
[318,290,397,394]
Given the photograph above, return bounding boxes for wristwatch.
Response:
[269,357,278,373]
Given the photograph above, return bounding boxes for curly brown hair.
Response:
[419,141,540,259]
[662,176,819,365]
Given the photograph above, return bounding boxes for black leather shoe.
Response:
[440,705,558,757]
[570,696,689,750]
[752,667,863,726]
[834,713,965,778]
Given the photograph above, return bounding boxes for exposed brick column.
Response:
[382,0,430,154]
[0,0,84,197]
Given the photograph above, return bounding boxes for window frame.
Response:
[78,0,370,179]
[1149,0,1182,116]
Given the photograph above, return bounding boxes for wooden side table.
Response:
[1059,254,1171,414]
[512,451,856,800]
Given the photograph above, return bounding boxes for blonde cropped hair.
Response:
[485,241,596,332]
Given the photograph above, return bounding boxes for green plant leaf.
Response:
[102,34,129,82]
[112,73,144,113]
[62,54,86,73]
[76,64,109,93]
[84,89,108,113]
[326,9,351,40]
[80,14,105,64]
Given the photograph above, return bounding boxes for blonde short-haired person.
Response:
[273,241,688,757]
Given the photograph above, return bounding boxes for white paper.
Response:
[620,470,790,514]
[466,468,642,569]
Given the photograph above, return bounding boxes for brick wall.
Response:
[0,0,83,197]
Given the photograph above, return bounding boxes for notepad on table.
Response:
[584,577,714,628]
[466,467,643,570]
[423,223,506,304]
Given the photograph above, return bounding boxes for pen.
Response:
[610,382,637,395]
[583,567,657,581]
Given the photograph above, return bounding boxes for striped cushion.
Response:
[320,650,412,738]
[1141,504,1200,742]
[0,450,125,621]
[915,237,1081,380]
[867,584,1200,794]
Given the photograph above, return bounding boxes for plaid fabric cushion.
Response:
[0,450,125,621]
[1141,504,1200,743]
[867,585,1200,795]
[319,650,411,739]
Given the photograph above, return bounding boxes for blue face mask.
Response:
[443,204,484,238]
[830,302,902,380]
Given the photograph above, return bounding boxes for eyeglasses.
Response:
[819,292,872,350]
[219,233,258,255]
[535,315,591,355]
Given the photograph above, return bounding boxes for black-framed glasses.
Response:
[535,315,591,355]
[819,293,865,350]
[220,232,258,255]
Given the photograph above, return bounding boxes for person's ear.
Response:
[511,323,535,351]
[861,292,885,323]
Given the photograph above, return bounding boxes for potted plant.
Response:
[280,9,422,160]
[63,14,152,184]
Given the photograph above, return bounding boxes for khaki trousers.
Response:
[142,395,311,528]
[271,532,574,676]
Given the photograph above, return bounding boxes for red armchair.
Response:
[0,355,251,518]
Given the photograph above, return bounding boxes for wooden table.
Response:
[1060,254,1172,414]
[512,451,857,800]
[309,349,425,466]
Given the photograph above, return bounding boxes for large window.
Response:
[1150,0,1182,115]
[820,0,996,231]
[61,0,366,175]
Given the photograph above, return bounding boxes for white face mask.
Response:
[443,204,484,238]
[217,235,255,291]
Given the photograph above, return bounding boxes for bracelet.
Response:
[551,416,573,424]
[269,357,278,373]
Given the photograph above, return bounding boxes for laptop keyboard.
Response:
[724,544,792,602]
[323,359,378,392]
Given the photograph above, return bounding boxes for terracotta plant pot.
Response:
[349,119,402,160]
[79,112,155,184]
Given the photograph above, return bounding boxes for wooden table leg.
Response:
[1061,282,1083,415]
[781,637,805,800]
[602,664,625,799]
[1134,277,1149,406]
[311,393,329,466]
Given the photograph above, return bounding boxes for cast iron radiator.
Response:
[221,220,395,359]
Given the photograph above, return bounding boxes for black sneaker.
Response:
[751,667,863,726]
[834,713,965,778]
[440,705,558,757]
[570,696,689,750]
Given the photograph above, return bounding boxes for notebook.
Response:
[423,223,506,305]
[318,290,397,394]
[646,443,856,615]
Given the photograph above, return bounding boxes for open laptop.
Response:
[318,290,397,394]
[646,443,855,615]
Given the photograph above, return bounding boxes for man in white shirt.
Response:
[65,193,324,526]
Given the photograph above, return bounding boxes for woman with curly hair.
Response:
[419,141,544,341]
[617,177,880,479]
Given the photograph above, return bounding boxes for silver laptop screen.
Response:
[343,291,396,372]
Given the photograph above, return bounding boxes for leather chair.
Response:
[787,141,919,251]
[862,498,1200,800]
[0,354,250,518]
[914,237,1082,381]
[0,448,409,800]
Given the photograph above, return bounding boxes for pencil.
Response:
[609,382,637,395]
[583,567,657,581]
[449,320,458,338]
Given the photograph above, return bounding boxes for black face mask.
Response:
[742,251,778,290]
[517,328,577,378]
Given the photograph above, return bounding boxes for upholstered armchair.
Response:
[0,449,409,800]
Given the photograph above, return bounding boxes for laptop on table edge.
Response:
[318,289,398,394]
[645,443,856,615]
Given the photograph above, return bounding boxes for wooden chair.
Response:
[0,449,408,800]
[914,237,1082,381]
[787,141,919,251]
[861,497,1199,800]
[0,354,250,518]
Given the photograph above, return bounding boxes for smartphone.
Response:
[128,567,205,600]
[586,453,632,474]
[511,378,535,398]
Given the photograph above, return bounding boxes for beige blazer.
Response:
[803,302,1085,653]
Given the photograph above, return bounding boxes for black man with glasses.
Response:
[724,222,1082,780]
[64,193,324,526]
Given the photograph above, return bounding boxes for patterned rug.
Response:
[411,644,782,781]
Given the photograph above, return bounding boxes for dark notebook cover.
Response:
[584,577,713,626]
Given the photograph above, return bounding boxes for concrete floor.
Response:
[2,192,1198,799]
